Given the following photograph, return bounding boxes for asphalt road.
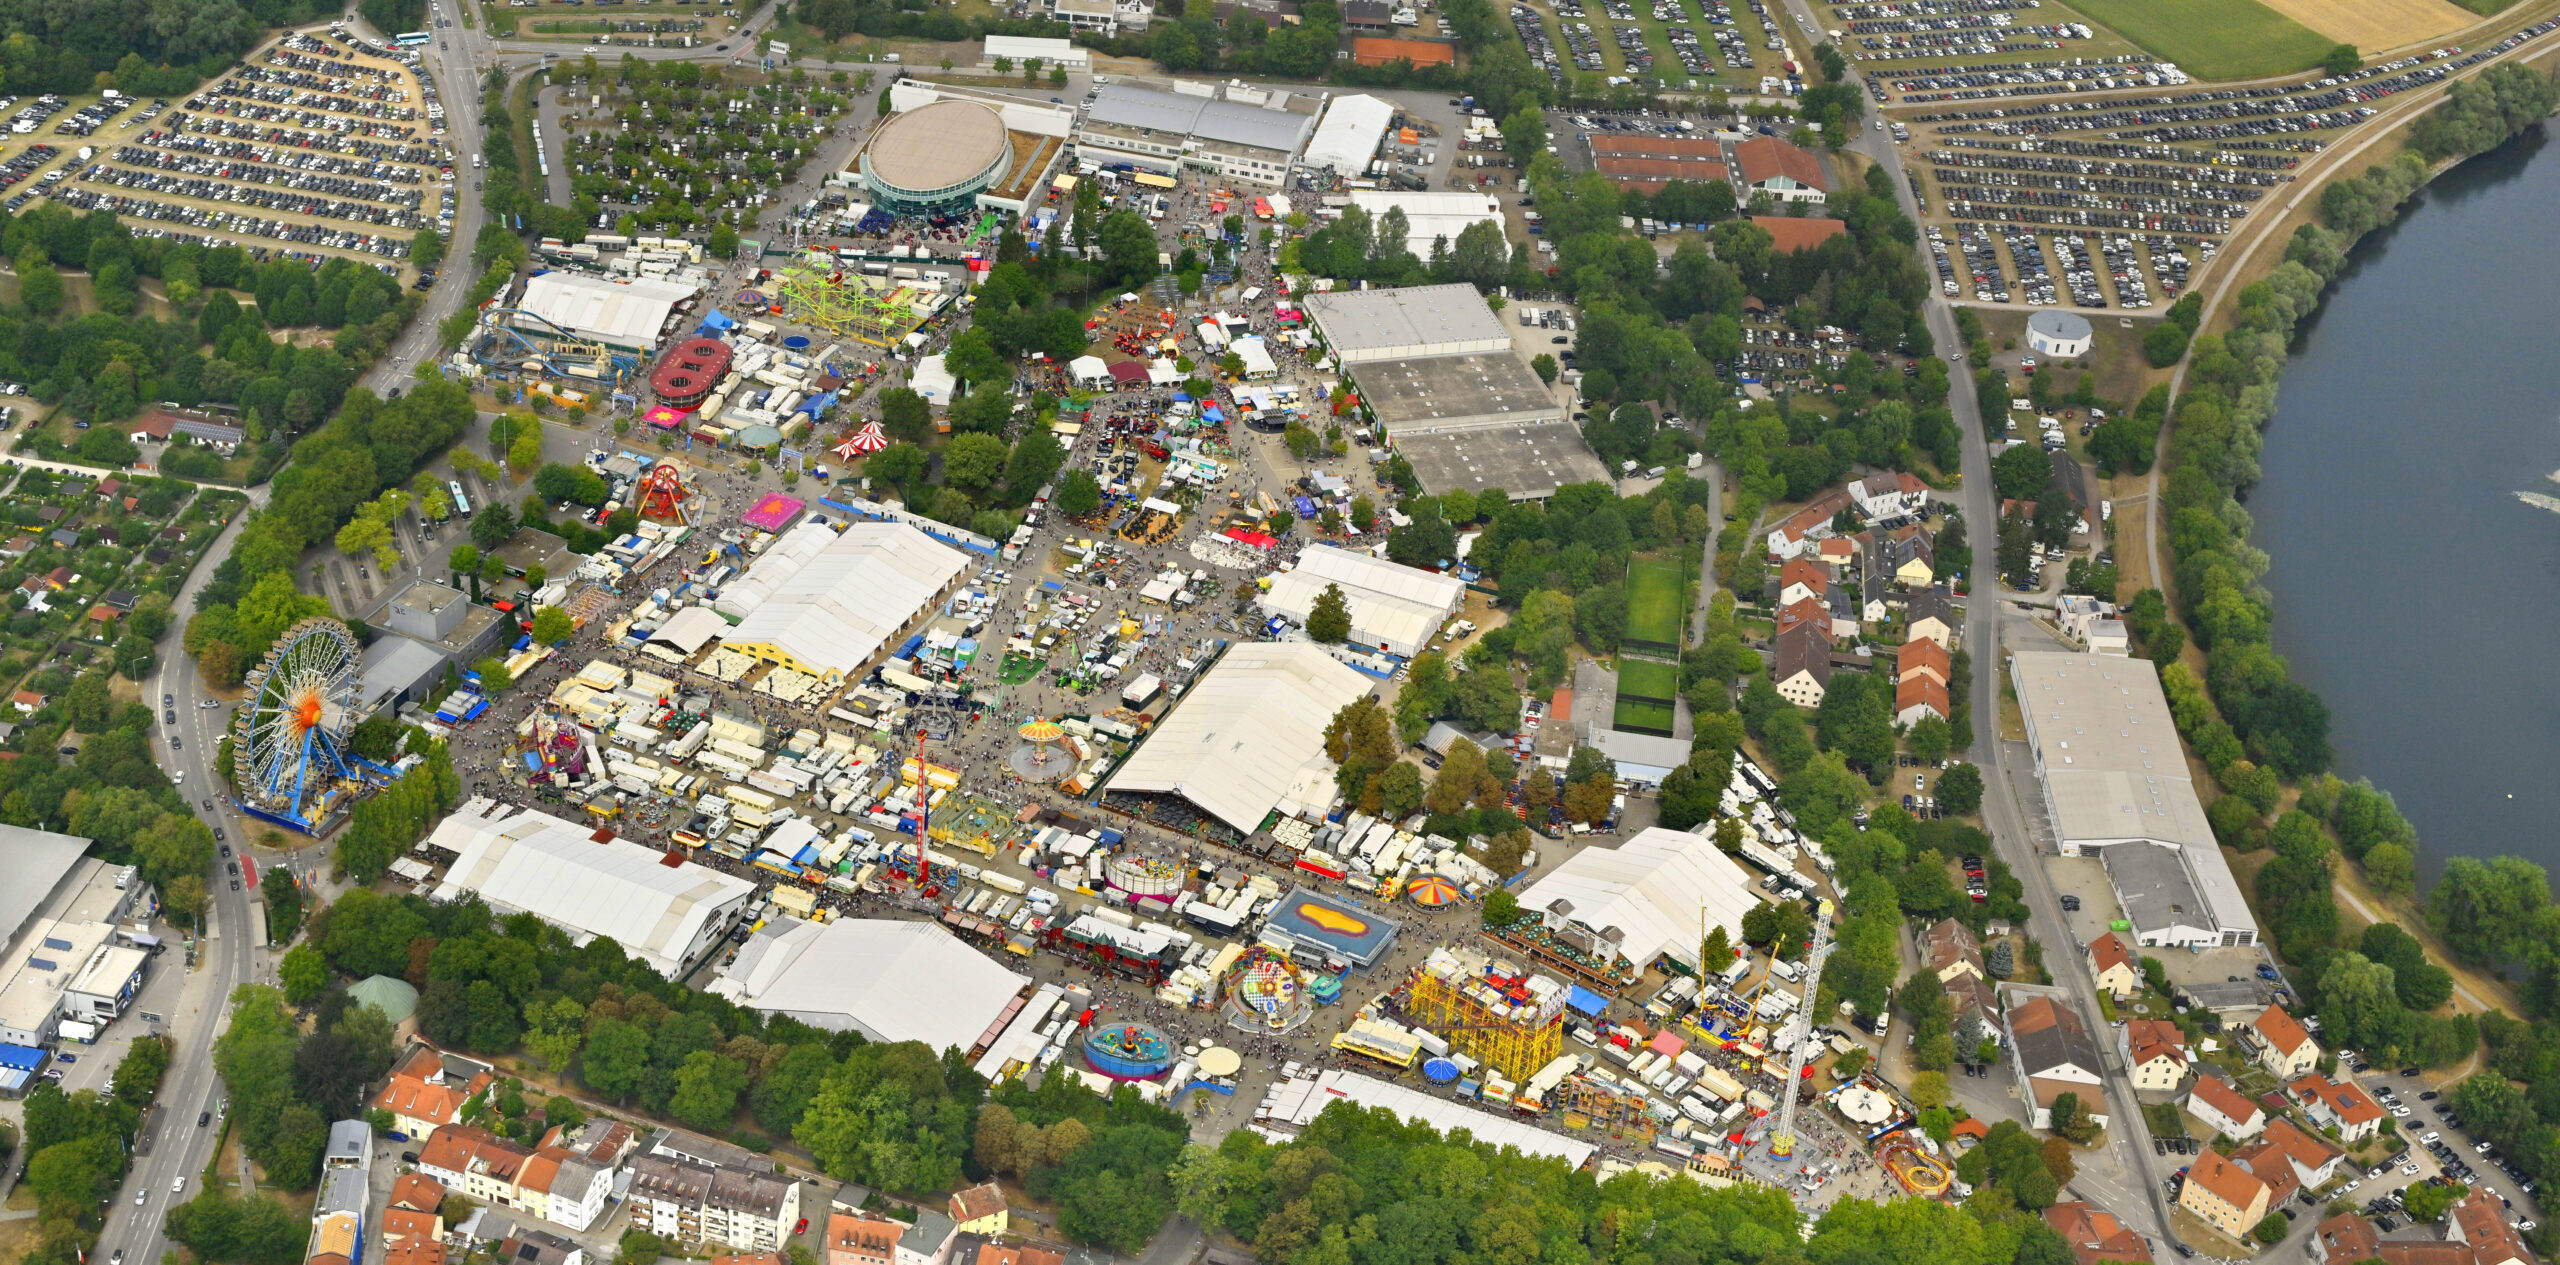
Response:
[1749,0,2188,1242]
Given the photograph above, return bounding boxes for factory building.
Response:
[1304,285,1609,502]
[1074,82,1318,186]
[1258,544,1464,657]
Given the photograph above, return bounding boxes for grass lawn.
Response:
[1614,696,1676,734]
[1626,556,1685,647]
[1618,657,1680,704]
[2062,0,2334,79]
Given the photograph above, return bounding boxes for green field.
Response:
[2060,0,2334,79]
[1618,657,1680,703]
[1627,557,1686,649]
[1615,697,1677,736]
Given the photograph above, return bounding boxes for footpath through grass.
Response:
[2063,0,2333,79]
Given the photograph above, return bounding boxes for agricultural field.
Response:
[2249,0,2477,49]
[1625,555,1686,649]
[2057,0,2337,78]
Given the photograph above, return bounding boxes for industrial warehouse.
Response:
[1258,544,1466,657]
[1304,284,1610,501]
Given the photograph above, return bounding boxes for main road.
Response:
[1757,0,2183,1244]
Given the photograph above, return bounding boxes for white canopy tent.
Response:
[1101,642,1375,835]
[1070,354,1113,384]
[1515,826,1764,973]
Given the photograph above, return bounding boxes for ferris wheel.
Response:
[233,617,364,832]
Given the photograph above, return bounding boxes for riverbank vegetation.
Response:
[2137,61,2560,1074]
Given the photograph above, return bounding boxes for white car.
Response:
[2426,1132,2442,1142]
[2394,1107,2412,1117]
[2403,1164,2422,1175]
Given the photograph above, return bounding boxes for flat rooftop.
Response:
[2099,841,2213,942]
[1357,352,1562,433]
[1391,420,1613,502]
[1305,284,1511,361]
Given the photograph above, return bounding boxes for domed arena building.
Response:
[856,100,1014,214]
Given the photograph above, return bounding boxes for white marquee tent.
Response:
[1515,826,1764,973]
[1102,642,1375,835]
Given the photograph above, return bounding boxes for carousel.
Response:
[1006,718,1074,781]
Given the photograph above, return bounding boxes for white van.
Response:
[1770,958,1802,983]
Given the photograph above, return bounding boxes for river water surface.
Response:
[2251,125,2560,886]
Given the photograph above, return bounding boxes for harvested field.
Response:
[2250,0,2477,48]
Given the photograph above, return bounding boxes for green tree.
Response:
[529,606,574,645]
[2324,43,2361,77]
[1935,762,1984,815]
[1306,583,1352,643]
[278,944,329,1006]
[1055,468,1103,520]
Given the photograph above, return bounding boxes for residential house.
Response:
[2176,1148,2270,1242]
[965,1246,1064,1265]
[2085,932,2140,1000]
[2042,1201,2152,1265]
[416,1125,534,1213]
[1894,636,1952,726]
[0,532,32,558]
[627,1131,802,1253]
[949,1184,1008,1236]
[1776,596,1831,639]
[2241,1004,2320,1079]
[497,1228,585,1265]
[390,1173,446,1214]
[2055,596,2130,655]
[2288,1072,2386,1145]
[2309,1213,2492,1265]
[48,529,79,551]
[374,1046,496,1139]
[1816,535,1857,572]
[2003,991,2107,1131]
[896,1210,958,1265]
[310,1120,373,1265]
[1734,136,1829,202]
[1763,491,1852,560]
[1778,557,1828,607]
[383,1242,448,1265]
[2233,1117,2344,1196]
[538,1117,638,1168]
[710,1255,787,1265]
[1920,918,1984,983]
[2121,1018,2189,1093]
[1906,586,1957,650]
[829,1213,904,1265]
[517,1145,617,1232]
[382,1209,446,1252]
[1885,526,1936,588]
[2448,1189,2539,1265]
[1849,471,1929,524]
[1343,0,1394,30]
[2185,1072,2266,1141]
[11,690,43,714]
[1772,624,1834,708]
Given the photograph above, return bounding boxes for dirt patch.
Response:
[2254,0,2476,48]
[0,1214,41,1262]
[2109,491,2152,599]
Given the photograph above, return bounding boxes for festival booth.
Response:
[1070,355,1114,388]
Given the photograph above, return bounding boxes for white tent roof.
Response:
[1275,1069,1596,1168]
[1260,545,1464,655]
[1344,191,1505,260]
[1516,826,1762,971]
[910,354,956,406]
[429,801,756,978]
[647,605,729,656]
[1148,358,1183,385]
[516,272,697,349]
[1303,94,1395,177]
[1102,642,1375,835]
[711,918,1030,1050]
[1070,355,1112,382]
[1232,336,1277,377]
[712,520,966,680]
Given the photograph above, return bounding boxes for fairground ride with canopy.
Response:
[469,305,642,387]
[773,263,925,348]
[231,617,382,833]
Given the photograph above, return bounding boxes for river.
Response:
[2252,124,2560,886]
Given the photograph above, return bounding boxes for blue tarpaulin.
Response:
[1203,405,1225,422]
[699,308,738,332]
[1566,985,1608,1017]
[520,752,543,772]
[1293,496,1318,517]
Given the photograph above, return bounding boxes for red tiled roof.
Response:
[1734,137,1828,191]
[2044,1201,2152,1265]
[2189,1074,2262,1129]
[2088,932,2136,975]
[2184,1148,2268,1214]
[2252,1004,2314,1055]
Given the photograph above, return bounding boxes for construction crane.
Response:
[1768,900,1838,1161]
[909,726,933,889]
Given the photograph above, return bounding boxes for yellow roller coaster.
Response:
[774,264,925,348]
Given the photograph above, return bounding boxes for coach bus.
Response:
[394,31,430,45]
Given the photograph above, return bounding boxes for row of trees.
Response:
[15,1036,174,1265]
[212,983,401,1188]
[284,884,1192,1251]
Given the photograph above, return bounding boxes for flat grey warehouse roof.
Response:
[1085,84,1314,155]
[1394,420,1614,502]
[1355,352,1560,434]
[1304,284,1513,361]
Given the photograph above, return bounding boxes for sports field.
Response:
[1627,557,1686,649]
[2061,0,2336,78]
[1618,658,1680,703]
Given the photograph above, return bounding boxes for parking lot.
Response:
[0,25,452,268]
